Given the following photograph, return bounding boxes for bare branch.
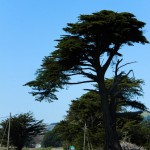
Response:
[114,59,136,77]
[109,69,135,97]
[118,61,137,70]
[115,59,123,76]
[126,70,134,77]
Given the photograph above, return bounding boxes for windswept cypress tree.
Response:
[25,10,149,149]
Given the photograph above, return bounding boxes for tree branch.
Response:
[81,71,97,81]
[103,44,121,73]
[81,67,96,72]
[65,80,95,85]
[118,61,137,71]
[115,59,123,76]
[116,111,143,118]
[83,53,94,66]
[79,62,93,67]
[83,89,99,94]
[65,73,82,77]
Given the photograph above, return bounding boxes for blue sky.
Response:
[0,0,150,123]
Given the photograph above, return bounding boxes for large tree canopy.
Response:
[25,10,148,102]
[25,10,148,150]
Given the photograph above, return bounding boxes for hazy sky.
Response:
[0,0,150,124]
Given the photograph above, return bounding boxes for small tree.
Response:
[58,91,104,149]
[25,10,149,149]
[0,112,46,150]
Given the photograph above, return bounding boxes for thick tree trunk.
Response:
[102,95,122,150]
[98,78,122,150]
[16,146,23,150]
[16,144,23,150]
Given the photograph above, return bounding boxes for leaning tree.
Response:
[25,10,149,149]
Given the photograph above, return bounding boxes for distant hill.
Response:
[32,123,58,148]
[141,111,150,121]
[47,123,58,131]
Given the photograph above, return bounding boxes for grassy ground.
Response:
[0,148,63,150]
[23,147,63,150]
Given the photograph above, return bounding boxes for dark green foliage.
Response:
[25,10,148,102]
[53,92,104,149]
[53,77,148,149]
[67,92,101,124]
[119,119,150,149]
[0,112,46,150]
[41,130,62,148]
[66,92,104,149]
[105,77,147,112]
